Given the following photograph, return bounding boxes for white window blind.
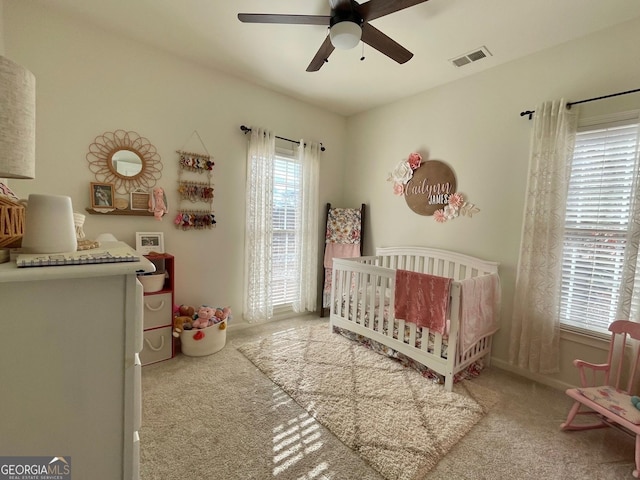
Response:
[271,151,302,307]
[560,117,640,334]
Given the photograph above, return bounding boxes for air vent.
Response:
[449,46,492,68]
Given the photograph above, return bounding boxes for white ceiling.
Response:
[36,0,640,116]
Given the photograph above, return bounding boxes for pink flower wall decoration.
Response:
[433,192,481,223]
[407,152,422,170]
[434,209,447,223]
[448,192,464,208]
[387,152,423,194]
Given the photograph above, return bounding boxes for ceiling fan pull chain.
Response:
[360,42,365,61]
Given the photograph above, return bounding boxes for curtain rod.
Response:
[519,87,640,120]
[240,125,326,152]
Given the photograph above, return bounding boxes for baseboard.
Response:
[227,311,319,332]
[489,357,575,392]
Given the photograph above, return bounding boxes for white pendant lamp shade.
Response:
[21,194,78,254]
[329,21,362,50]
[0,55,36,179]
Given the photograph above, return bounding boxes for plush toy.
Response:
[173,316,193,338]
[148,186,168,220]
[192,305,216,329]
[212,306,231,323]
[178,304,195,318]
[172,304,195,337]
[632,396,640,410]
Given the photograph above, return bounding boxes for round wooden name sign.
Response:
[404,160,457,216]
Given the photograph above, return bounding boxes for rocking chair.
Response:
[561,320,640,478]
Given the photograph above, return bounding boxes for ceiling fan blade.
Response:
[329,0,354,12]
[361,23,413,64]
[357,0,430,21]
[306,36,335,72]
[238,13,330,26]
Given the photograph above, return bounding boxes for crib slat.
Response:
[420,327,430,352]
[433,332,443,358]
[357,271,366,325]
[334,269,343,317]
[396,319,405,341]
[365,273,374,329]
[408,321,416,347]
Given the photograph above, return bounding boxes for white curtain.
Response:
[294,140,320,313]
[243,128,275,323]
[615,122,640,321]
[509,99,577,374]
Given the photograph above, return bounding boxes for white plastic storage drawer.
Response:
[143,292,172,330]
[140,327,173,366]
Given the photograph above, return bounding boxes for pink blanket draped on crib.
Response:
[394,269,452,334]
[459,273,501,356]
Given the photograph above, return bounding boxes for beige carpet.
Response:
[237,324,498,480]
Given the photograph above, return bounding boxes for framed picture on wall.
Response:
[90,182,115,209]
[136,232,165,255]
[130,190,150,211]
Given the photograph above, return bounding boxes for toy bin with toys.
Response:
[174,304,231,357]
[180,320,227,356]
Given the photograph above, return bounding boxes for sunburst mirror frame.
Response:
[86,129,163,194]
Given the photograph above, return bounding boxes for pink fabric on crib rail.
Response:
[394,269,452,334]
[459,273,501,356]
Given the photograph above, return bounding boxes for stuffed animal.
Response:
[212,306,231,323]
[178,304,195,318]
[173,316,193,338]
[632,396,640,410]
[172,304,195,337]
[148,186,168,220]
[192,305,216,329]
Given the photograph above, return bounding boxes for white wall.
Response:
[344,16,640,388]
[3,1,347,319]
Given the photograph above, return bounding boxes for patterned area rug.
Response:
[237,324,498,480]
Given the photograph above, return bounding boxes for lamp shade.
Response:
[0,55,36,179]
[329,21,362,50]
[21,194,78,254]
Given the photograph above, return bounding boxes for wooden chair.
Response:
[561,320,640,478]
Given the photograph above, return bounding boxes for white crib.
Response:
[329,246,500,391]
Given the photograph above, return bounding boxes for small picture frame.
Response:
[136,232,165,255]
[130,190,150,211]
[90,182,115,209]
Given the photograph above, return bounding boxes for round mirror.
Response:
[112,149,143,178]
[87,130,162,194]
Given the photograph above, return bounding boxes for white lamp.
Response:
[0,55,77,255]
[21,194,78,254]
[0,55,35,249]
[329,20,362,50]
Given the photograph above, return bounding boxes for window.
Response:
[272,149,302,308]
[560,114,640,334]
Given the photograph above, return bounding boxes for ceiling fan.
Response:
[238,0,430,72]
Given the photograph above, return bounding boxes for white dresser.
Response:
[0,242,153,480]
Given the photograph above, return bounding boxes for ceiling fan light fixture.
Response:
[329,20,362,50]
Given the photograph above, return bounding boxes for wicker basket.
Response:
[0,196,25,247]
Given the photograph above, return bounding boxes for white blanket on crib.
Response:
[459,273,501,356]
